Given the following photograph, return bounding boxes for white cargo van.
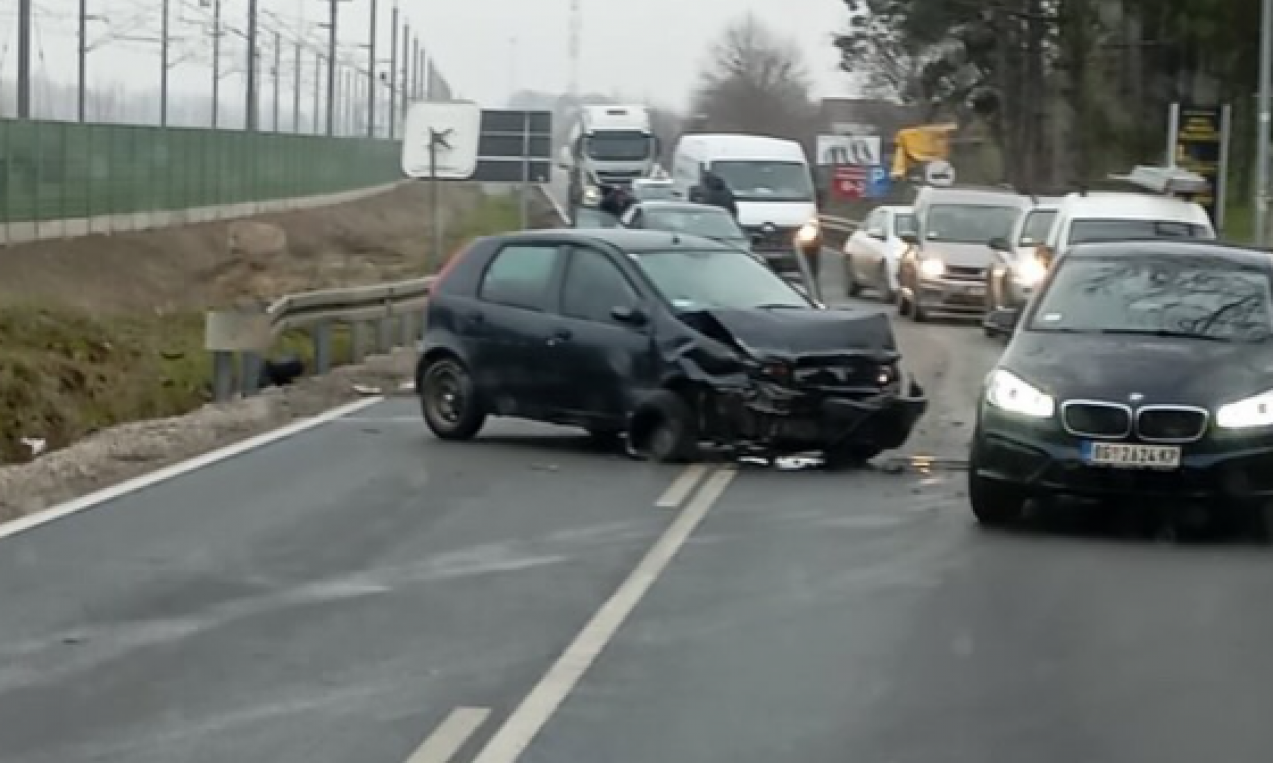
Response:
[670,134,821,273]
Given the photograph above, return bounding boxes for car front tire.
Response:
[420,356,487,441]
[968,467,1027,527]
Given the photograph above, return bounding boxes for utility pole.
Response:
[1258,0,1273,245]
[272,31,281,131]
[246,0,259,131]
[388,6,398,139]
[367,0,377,136]
[17,0,31,118]
[401,23,410,124]
[411,37,420,100]
[313,54,322,134]
[160,0,170,126]
[211,0,221,128]
[326,0,339,135]
[77,0,88,121]
[293,42,302,132]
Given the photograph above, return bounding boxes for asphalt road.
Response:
[3,250,1273,763]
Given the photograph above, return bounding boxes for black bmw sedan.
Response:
[969,239,1273,528]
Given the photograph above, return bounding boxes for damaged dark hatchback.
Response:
[417,229,927,464]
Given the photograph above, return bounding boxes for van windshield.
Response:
[710,161,814,203]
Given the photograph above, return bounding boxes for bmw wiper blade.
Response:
[1093,328,1232,343]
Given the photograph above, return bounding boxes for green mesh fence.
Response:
[0,119,402,224]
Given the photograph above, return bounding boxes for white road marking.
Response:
[654,463,708,508]
[471,466,737,763]
[0,396,386,542]
[406,707,491,763]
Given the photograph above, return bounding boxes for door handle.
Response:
[546,327,572,346]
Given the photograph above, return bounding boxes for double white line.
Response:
[403,463,735,763]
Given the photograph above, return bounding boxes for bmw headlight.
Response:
[1216,390,1273,429]
[583,185,601,205]
[795,220,820,245]
[1014,256,1047,286]
[919,257,945,279]
[985,369,1055,418]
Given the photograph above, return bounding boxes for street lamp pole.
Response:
[1256,0,1272,245]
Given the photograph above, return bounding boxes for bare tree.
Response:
[690,15,819,144]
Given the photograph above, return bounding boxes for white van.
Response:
[670,133,820,272]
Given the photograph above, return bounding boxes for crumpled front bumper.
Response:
[736,377,928,452]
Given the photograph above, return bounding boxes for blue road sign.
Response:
[866,165,891,198]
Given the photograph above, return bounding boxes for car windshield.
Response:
[894,213,917,237]
[710,161,814,203]
[1019,209,1057,245]
[924,204,1021,244]
[1068,218,1214,245]
[1028,255,1273,342]
[644,209,746,241]
[636,247,810,311]
[585,131,654,162]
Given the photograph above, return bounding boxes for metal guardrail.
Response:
[204,276,437,402]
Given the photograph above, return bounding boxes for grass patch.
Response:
[0,193,519,464]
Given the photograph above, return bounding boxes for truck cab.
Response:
[560,104,661,209]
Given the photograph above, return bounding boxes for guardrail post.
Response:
[399,312,415,347]
[311,321,332,374]
[351,321,370,362]
[240,352,263,396]
[377,315,394,353]
[212,351,236,403]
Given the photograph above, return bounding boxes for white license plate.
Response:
[1081,441,1181,469]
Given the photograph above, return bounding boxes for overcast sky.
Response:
[0,0,855,117]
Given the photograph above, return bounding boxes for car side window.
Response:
[561,248,639,324]
[478,244,561,311]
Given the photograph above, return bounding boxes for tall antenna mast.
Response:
[568,0,580,98]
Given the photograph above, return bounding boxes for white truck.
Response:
[558,104,662,210]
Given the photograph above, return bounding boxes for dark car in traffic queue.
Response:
[969,239,1273,532]
[417,229,927,465]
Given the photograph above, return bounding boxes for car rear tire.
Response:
[968,470,1027,527]
[843,254,863,297]
[630,390,699,463]
[420,356,487,441]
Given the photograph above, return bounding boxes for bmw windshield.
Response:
[636,247,809,311]
[1028,254,1273,343]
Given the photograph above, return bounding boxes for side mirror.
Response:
[900,231,920,245]
[611,305,648,326]
[988,236,1011,252]
[868,227,886,240]
[557,146,573,170]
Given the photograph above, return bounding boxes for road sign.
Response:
[474,109,554,183]
[832,165,868,200]
[866,165,891,198]
[924,160,956,186]
[817,134,881,166]
[1167,102,1231,228]
[401,100,481,180]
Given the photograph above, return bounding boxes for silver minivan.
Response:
[896,186,1031,322]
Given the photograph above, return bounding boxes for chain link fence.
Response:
[0,118,401,227]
